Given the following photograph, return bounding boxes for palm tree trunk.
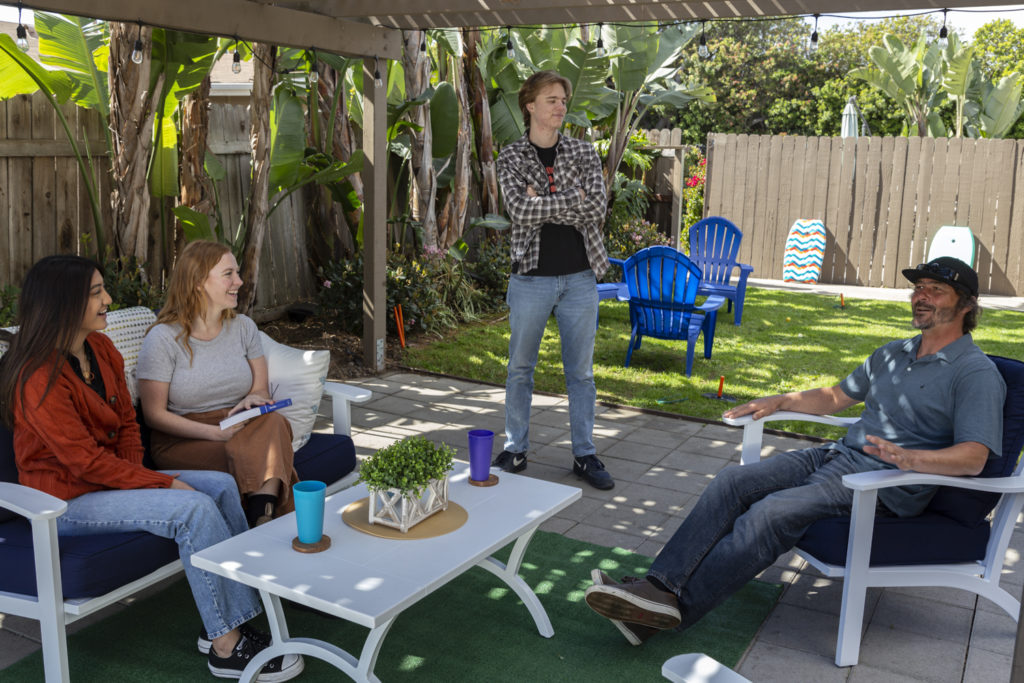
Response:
[445,45,472,247]
[179,75,214,253]
[465,31,498,216]
[239,43,276,314]
[109,22,160,267]
[403,30,438,250]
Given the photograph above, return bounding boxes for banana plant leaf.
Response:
[980,73,1024,138]
[269,85,308,193]
[0,34,74,102]
[490,91,525,144]
[33,12,109,120]
[430,81,459,159]
[148,30,220,197]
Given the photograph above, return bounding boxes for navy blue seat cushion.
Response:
[926,355,1024,525]
[798,354,1023,567]
[797,513,991,566]
[293,432,357,485]
[0,519,180,598]
[0,422,355,599]
[1,426,17,523]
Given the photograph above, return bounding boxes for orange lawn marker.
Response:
[702,374,736,402]
[394,305,406,348]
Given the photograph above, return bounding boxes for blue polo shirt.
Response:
[833,334,1005,517]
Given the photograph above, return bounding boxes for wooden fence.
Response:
[0,93,312,313]
[704,133,1024,296]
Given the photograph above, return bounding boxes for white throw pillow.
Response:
[259,332,330,452]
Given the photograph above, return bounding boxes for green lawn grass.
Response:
[404,287,1024,439]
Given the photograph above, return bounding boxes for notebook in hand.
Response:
[219,398,292,430]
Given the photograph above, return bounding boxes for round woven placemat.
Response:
[341,497,468,540]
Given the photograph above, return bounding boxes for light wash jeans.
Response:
[505,271,598,457]
[648,446,865,629]
[56,470,260,639]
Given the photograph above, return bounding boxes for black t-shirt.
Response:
[523,143,591,276]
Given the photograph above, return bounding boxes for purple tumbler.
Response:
[468,429,495,482]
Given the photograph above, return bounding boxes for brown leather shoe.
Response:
[585,573,681,629]
[590,570,660,645]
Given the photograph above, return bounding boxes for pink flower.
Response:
[323,280,332,288]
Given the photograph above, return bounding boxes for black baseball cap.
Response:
[902,257,979,297]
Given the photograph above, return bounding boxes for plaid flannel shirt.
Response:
[497,132,609,279]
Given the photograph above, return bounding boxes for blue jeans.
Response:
[505,271,598,457]
[56,470,260,639]
[648,447,862,629]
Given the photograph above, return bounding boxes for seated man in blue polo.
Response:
[583,257,1005,645]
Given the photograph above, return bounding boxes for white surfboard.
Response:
[927,225,975,267]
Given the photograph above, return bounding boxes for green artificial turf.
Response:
[404,287,1024,439]
[8,532,782,682]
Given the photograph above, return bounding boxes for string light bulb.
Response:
[420,31,427,53]
[938,9,949,48]
[596,23,605,57]
[808,14,820,56]
[231,42,242,74]
[505,26,514,59]
[374,56,383,89]
[15,5,29,52]
[697,21,711,60]
[130,21,144,65]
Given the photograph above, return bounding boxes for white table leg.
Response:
[476,526,554,638]
[238,590,397,683]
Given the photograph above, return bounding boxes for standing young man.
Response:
[494,70,613,490]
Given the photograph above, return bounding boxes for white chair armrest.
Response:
[0,481,67,520]
[724,412,858,465]
[842,468,1024,494]
[323,381,372,437]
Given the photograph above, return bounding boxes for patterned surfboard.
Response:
[783,219,826,283]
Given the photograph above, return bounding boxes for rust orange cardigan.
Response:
[13,332,174,499]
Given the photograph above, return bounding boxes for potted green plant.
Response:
[359,436,455,533]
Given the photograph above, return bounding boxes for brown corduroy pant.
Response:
[149,409,298,515]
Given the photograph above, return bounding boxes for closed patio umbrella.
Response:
[841,96,859,138]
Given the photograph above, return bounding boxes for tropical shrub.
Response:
[682,150,707,242]
[318,249,493,337]
[0,285,18,327]
[467,233,512,305]
[102,255,165,311]
[602,217,670,283]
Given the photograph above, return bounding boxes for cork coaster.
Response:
[292,534,332,553]
[341,498,468,540]
[469,473,499,487]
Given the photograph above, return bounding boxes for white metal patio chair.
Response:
[723,354,1024,666]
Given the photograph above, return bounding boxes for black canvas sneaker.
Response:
[590,570,660,645]
[197,623,272,655]
[208,633,304,681]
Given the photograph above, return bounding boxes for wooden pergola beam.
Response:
[281,0,1024,28]
[23,0,402,59]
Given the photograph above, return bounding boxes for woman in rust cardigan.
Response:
[0,255,301,681]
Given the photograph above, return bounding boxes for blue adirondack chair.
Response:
[689,217,754,326]
[621,246,724,377]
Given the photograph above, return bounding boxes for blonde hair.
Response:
[153,240,236,362]
[518,70,572,130]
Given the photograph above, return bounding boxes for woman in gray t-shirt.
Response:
[137,241,298,526]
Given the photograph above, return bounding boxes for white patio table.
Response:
[191,464,581,682]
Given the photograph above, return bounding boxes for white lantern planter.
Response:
[367,476,450,533]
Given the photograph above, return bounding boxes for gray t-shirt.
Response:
[137,315,264,415]
[834,334,1005,517]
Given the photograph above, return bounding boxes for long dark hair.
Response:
[0,255,102,427]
